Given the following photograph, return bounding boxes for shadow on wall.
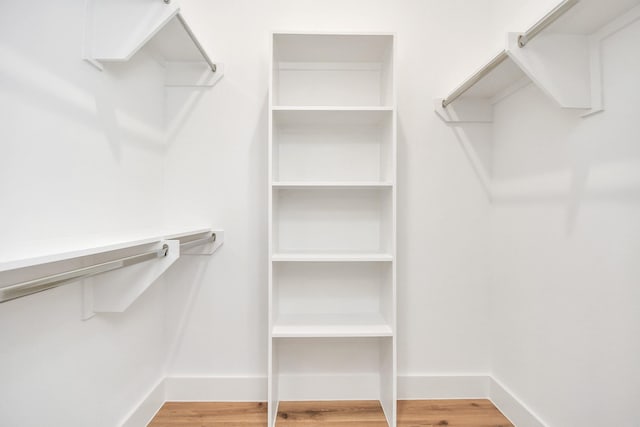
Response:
[0,43,169,156]
[163,256,214,372]
[0,41,218,158]
[443,79,640,236]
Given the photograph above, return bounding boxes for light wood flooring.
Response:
[149,399,514,426]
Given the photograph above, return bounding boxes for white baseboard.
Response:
[489,377,547,427]
[166,376,267,401]
[121,375,546,427]
[164,375,491,402]
[279,374,380,401]
[120,379,166,427]
[398,375,490,399]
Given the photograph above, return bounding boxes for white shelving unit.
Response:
[435,0,640,122]
[269,33,396,426]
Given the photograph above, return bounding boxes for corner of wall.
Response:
[489,377,547,427]
[120,379,166,427]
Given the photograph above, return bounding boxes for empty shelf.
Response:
[272,182,393,189]
[272,253,393,262]
[272,313,393,338]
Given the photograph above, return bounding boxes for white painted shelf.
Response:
[435,0,640,122]
[0,228,223,316]
[272,313,393,338]
[272,182,393,189]
[546,0,640,34]
[0,228,210,272]
[272,106,394,111]
[269,32,397,427]
[83,0,223,87]
[272,253,393,262]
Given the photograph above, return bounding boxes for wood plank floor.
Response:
[149,400,513,426]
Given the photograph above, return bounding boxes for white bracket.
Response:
[506,32,592,110]
[435,29,605,123]
[82,239,179,318]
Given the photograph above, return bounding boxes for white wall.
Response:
[162,0,496,384]
[488,2,640,426]
[0,1,169,426]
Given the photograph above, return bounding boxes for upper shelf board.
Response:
[83,0,222,87]
[273,33,395,63]
[435,0,640,122]
[546,0,640,34]
[0,228,213,272]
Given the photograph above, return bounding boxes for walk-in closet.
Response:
[1,0,639,426]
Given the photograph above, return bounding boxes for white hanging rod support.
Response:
[175,12,217,73]
[0,244,169,304]
[178,231,217,250]
[441,50,509,108]
[518,0,579,47]
[441,0,578,108]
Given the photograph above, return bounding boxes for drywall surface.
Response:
[162,0,495,383]
[0,1,168,426]
[489,14,640,427]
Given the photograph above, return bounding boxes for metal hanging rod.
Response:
[176,12,217,73]
[0,230,218,304]
[441,0,578,108]
[441,50,509,108]
[0,244,169,304]
[518,0,579,47]
[179,231,217,250]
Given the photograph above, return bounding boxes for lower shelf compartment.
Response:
[272,337,394,400]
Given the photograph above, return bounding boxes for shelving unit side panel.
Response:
[268,32,277,427]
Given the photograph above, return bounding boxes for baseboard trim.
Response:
[398,375,490,400]
[166,376,267,402]
[120,379,166,427]
[489,377,547,427]
[121,375,547,426]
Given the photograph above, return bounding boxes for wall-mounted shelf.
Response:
[435,0,640,122]
[0,228,224,317]
[83,0,223,87]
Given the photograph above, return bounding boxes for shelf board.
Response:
[272,106,394,112]
[436,0,640,121]
[459,54,528,101]
[272,313,393,338]
[0,227,212,272]
[546,0,640,35]
[272,253,393,262]
[273,181,393,189]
